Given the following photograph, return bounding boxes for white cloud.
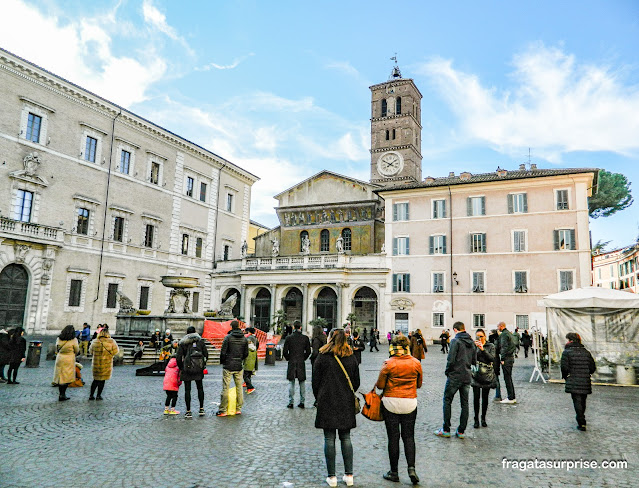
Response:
[0,0,167,107]
[326,60,360,78]
[196,53,255,71]
[141,0,193,55]
[418,44,639,161]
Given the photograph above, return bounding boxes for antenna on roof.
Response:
[389,54,402,80]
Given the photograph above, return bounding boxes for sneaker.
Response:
[297,403,305,409]
[164,408,170,415]
[169,408,180,415]
[235,410,242,415]
[199,408,205,416]
[246,388,255,394]
[215,411,227,417]
[382,471,400,482]
[342,474,354,486]
[185,411,192,419]
[455,430,465,439]
[325,476,337,487]
[500,398,517,404]
[0,378,7,383]
[242,382,247,387]
[493,397,502,402]
[434,428,451,438]
[58,396,70,401]
[473,420,480,429]
[408,467,419,485]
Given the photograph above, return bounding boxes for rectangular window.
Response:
[139,286,150,310]
[395,313,409,334]
[467,196,486,216]
[598,268,601,279]
[554,229,576,250]
[150,162,160,185]
[473,314,485,329]
[393,237,410,255]
[68,279,82,307]
[514,271,528,293]
[556,189,569,210]
[226,193,234,212]
[513,230,527,252]
[560,270,574,291]
[392,273,410,292]
[433,312,445,328]
[470,233,486,253]
[433,199,446,219]
[13,190,33,222]
[106,283,118,309]
[508,193,528,214]
[200,182,207,203]
[192,292,200,313]
[196,237,203,258]
[429,235,447,254]
[26,113,42,143]
[433,272,444,293]
[186,176,194,197]
[85,136,97,162]
[320,230,330,252]
[144,224,154,248]
[76,208,90,235]
[120,150,131,174]
[223,244,230,261]
[393,203,409,221]
[516,315,529,330]
[181,234,189,255]
[472,271,485,293]
[113,217,124,242]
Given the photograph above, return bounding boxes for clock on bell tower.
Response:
[369,63,423,187]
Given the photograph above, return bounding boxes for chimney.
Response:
[496,166,507,177]
[460,172,472,181]
[424,176,435,184]
[448,171,455,177]
[519,163,526,170]
[530,163,537,170]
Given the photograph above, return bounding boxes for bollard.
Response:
[26,341,43,368]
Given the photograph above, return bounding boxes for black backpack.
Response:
[184,341,205,374]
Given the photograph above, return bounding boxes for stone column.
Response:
[270,284,277,327]
[302,283,309,333]
[239,284,246,320]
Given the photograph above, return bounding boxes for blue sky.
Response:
[2,0,638,249]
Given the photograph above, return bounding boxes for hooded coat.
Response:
[283,330,311,381]
[409,333,426,360]
[89,336,119,381]
[219,329,248,372]
[163,357,182,391]
[176,332,209,381]
[445,331,476,384]
[561,342,596,395]
[0,329,12,364]
[53,338,80,385]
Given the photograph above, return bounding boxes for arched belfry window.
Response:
[385,130,389,141]
[396,97,402,115]
[381,99,387,117]
[392,128,396,140]
[300,230,309,252]
[320,229,330,252]
[342,228,352,251]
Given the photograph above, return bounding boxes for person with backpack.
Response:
[176,326,209,419]
[163,356,182,415]
[217,320,248,417]
[351,331,365,364]
[243,327,259,394]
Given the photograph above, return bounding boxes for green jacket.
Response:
[243,335,259,372]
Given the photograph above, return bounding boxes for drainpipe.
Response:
[448,185,454,318]
[212,162,226,270]
[91,110,122,321]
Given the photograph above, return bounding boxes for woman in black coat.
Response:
[312,329,360,487]
[560,332,596,431]
[7,327,27,384]
[470,329,496,428]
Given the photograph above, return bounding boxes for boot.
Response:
[408,467,419,484]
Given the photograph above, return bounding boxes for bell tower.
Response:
[369,61,422,186]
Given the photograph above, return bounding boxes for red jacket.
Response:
[375,354,422,398]
[163,358,182,391]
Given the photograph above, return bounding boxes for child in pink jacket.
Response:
[163,357,182,415]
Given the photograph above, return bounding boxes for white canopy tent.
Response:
[540,287,639,385]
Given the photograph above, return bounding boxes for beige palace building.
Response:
[592,245,639,292]
[0,48,257,334]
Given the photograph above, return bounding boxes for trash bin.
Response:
[26,341,43,368]
[265,343,275,366]
[275,344,283,361]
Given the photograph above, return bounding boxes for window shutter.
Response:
[467,197,472,216]
[393,204,397,221]
[560,272,567,291]
[442,200,447,218]
[473,272,478,290]
[405,274,410,292]
[507,194,514,214]
[570,229,576,250]
[482,233,486,253]
[429,236,434,254]
[393,238,398,256]
[433,202,438,219]
[406,204,409,221]
[553,230,560,251]
[514,231,520,252]
[479,272,484,290]
[405,237,410,255]
[392,274,397,292]
[522,272,528,291]
[469,234,474,253]
[515,272,521,290]
[442,236,447,254]
[567,272,573,290]
[481,196,486,215]
[523,193,528,213]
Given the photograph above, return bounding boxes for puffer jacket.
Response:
[163,358,182,391]
[176,333,209,381]
[445,332,476,384]
[220,328,248,372]
[375,354,422,398]
[561,342,596,395]
[471,341,497,388]
[499,329,517,360]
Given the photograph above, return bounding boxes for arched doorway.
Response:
[222,288,241,319]
[352,286,377,336]
[315,287,337,331]
[0,264,29,327]
[282,287,302,325]
[252,288,271,332]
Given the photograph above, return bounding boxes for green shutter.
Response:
[523,193,528,213]
[467,197,472,216]
[393,204,397,221]
[469,234,474,253]
[554,230,560,251]
[392,274,397,292]
[442,236,447,254]
[507,194,514,214]
[429,236,434,254]
[393,238,398,256]
[406,203,409,221]
[406,237,410,255]
[481,196,486,215]
[481,233,486,253]
[570,229,576,250]
[405,274,410,292]
[442,200,447,218]
[433,201,438,219]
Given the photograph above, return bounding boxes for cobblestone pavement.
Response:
[1,348,637,488]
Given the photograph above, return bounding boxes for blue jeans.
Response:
[495,374,502,398]
[443,377,470,433]
[289,379,305,405]
[323,429,353,477]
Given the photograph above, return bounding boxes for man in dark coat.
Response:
[498,322,517,404]
[521,330,533,358]
[435,322,476,438]
[0,327,11,383]
[217,320,248,416]
[176,326,209,418]
[561,332,596,431]
[283,320,311,408]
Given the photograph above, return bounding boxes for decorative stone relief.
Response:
[40,258,54,285]
[432,300,451,313]
[23,152,41,176]
[13,244,30,263]
[390,297,414,310]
